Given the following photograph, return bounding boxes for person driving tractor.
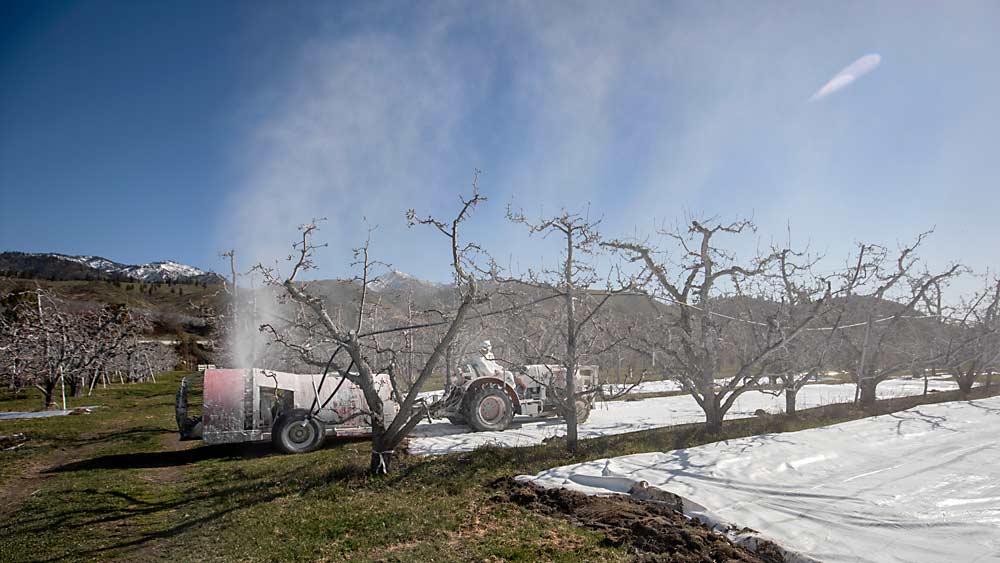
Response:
[468,340,502,377]
[468,340,530,390]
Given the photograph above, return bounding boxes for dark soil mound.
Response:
[493,477,784,563]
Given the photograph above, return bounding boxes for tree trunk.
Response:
[958,377,974,395]
[855,319,872,406]
[563,229,578,454]
[369,431,393,475]
[785,387,797,416]
[564,397,578,452]
[859,378,878,408]
[987,371,994,389]
[67,376,79,398]
[703,396,723,433]
[40,380,56,410]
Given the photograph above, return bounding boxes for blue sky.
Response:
[1,1,997,293]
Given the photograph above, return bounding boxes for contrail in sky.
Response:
[810,53,881,101]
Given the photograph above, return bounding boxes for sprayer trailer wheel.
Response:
[272,409,326,454]
[465,385,514,432]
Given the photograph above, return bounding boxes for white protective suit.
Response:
[467,341,522,387]
[468,347,503,378]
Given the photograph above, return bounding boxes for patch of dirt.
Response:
[0,431,195,521]
[136,433,198,486]
[493,477,784,563]
[122,433,204,562]
[0,441,102,520]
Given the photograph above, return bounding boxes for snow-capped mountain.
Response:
[369,270,449,294]
[58,255,121,271]
[120,260,214,283]
[0,252,225,284]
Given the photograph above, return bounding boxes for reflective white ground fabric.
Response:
[519,396,1000,563]
[409,377,960,456]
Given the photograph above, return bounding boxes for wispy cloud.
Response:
[810,54,882,101]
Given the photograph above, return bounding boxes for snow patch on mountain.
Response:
[54,254,123,271]
[369,270,448,293]
[23,252,221,283]
[123,261,209,282]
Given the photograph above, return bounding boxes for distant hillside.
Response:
[370,270,449,295]
[0,252,226,284]
[0,277,224,338]
[6,257,922,366]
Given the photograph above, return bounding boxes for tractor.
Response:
[431,341,599,432]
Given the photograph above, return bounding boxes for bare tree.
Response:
[931,276,1000,394]
[605,219,827,433]
[759,248,839,415]
[259,187,489,474]
[0,289,136,408]
[834,233,962,408]
[503,208,633,452]
[102,338,177,390]
[0,293,32,392]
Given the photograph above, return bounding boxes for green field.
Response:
[1,373,996,562]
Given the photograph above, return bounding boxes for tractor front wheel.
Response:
[272,409,326,454]
[465,385,514,432]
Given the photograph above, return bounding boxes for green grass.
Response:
[0,376,181,482]
[1,372,997,562]
[0,374,627,562]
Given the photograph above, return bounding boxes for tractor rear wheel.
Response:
[465,385,514,432]
[272,409,326,454]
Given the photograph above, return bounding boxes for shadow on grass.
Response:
[19,438,373,562]
[18,480,292,562]
[46,434,371,473]
[45,442,274,472]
